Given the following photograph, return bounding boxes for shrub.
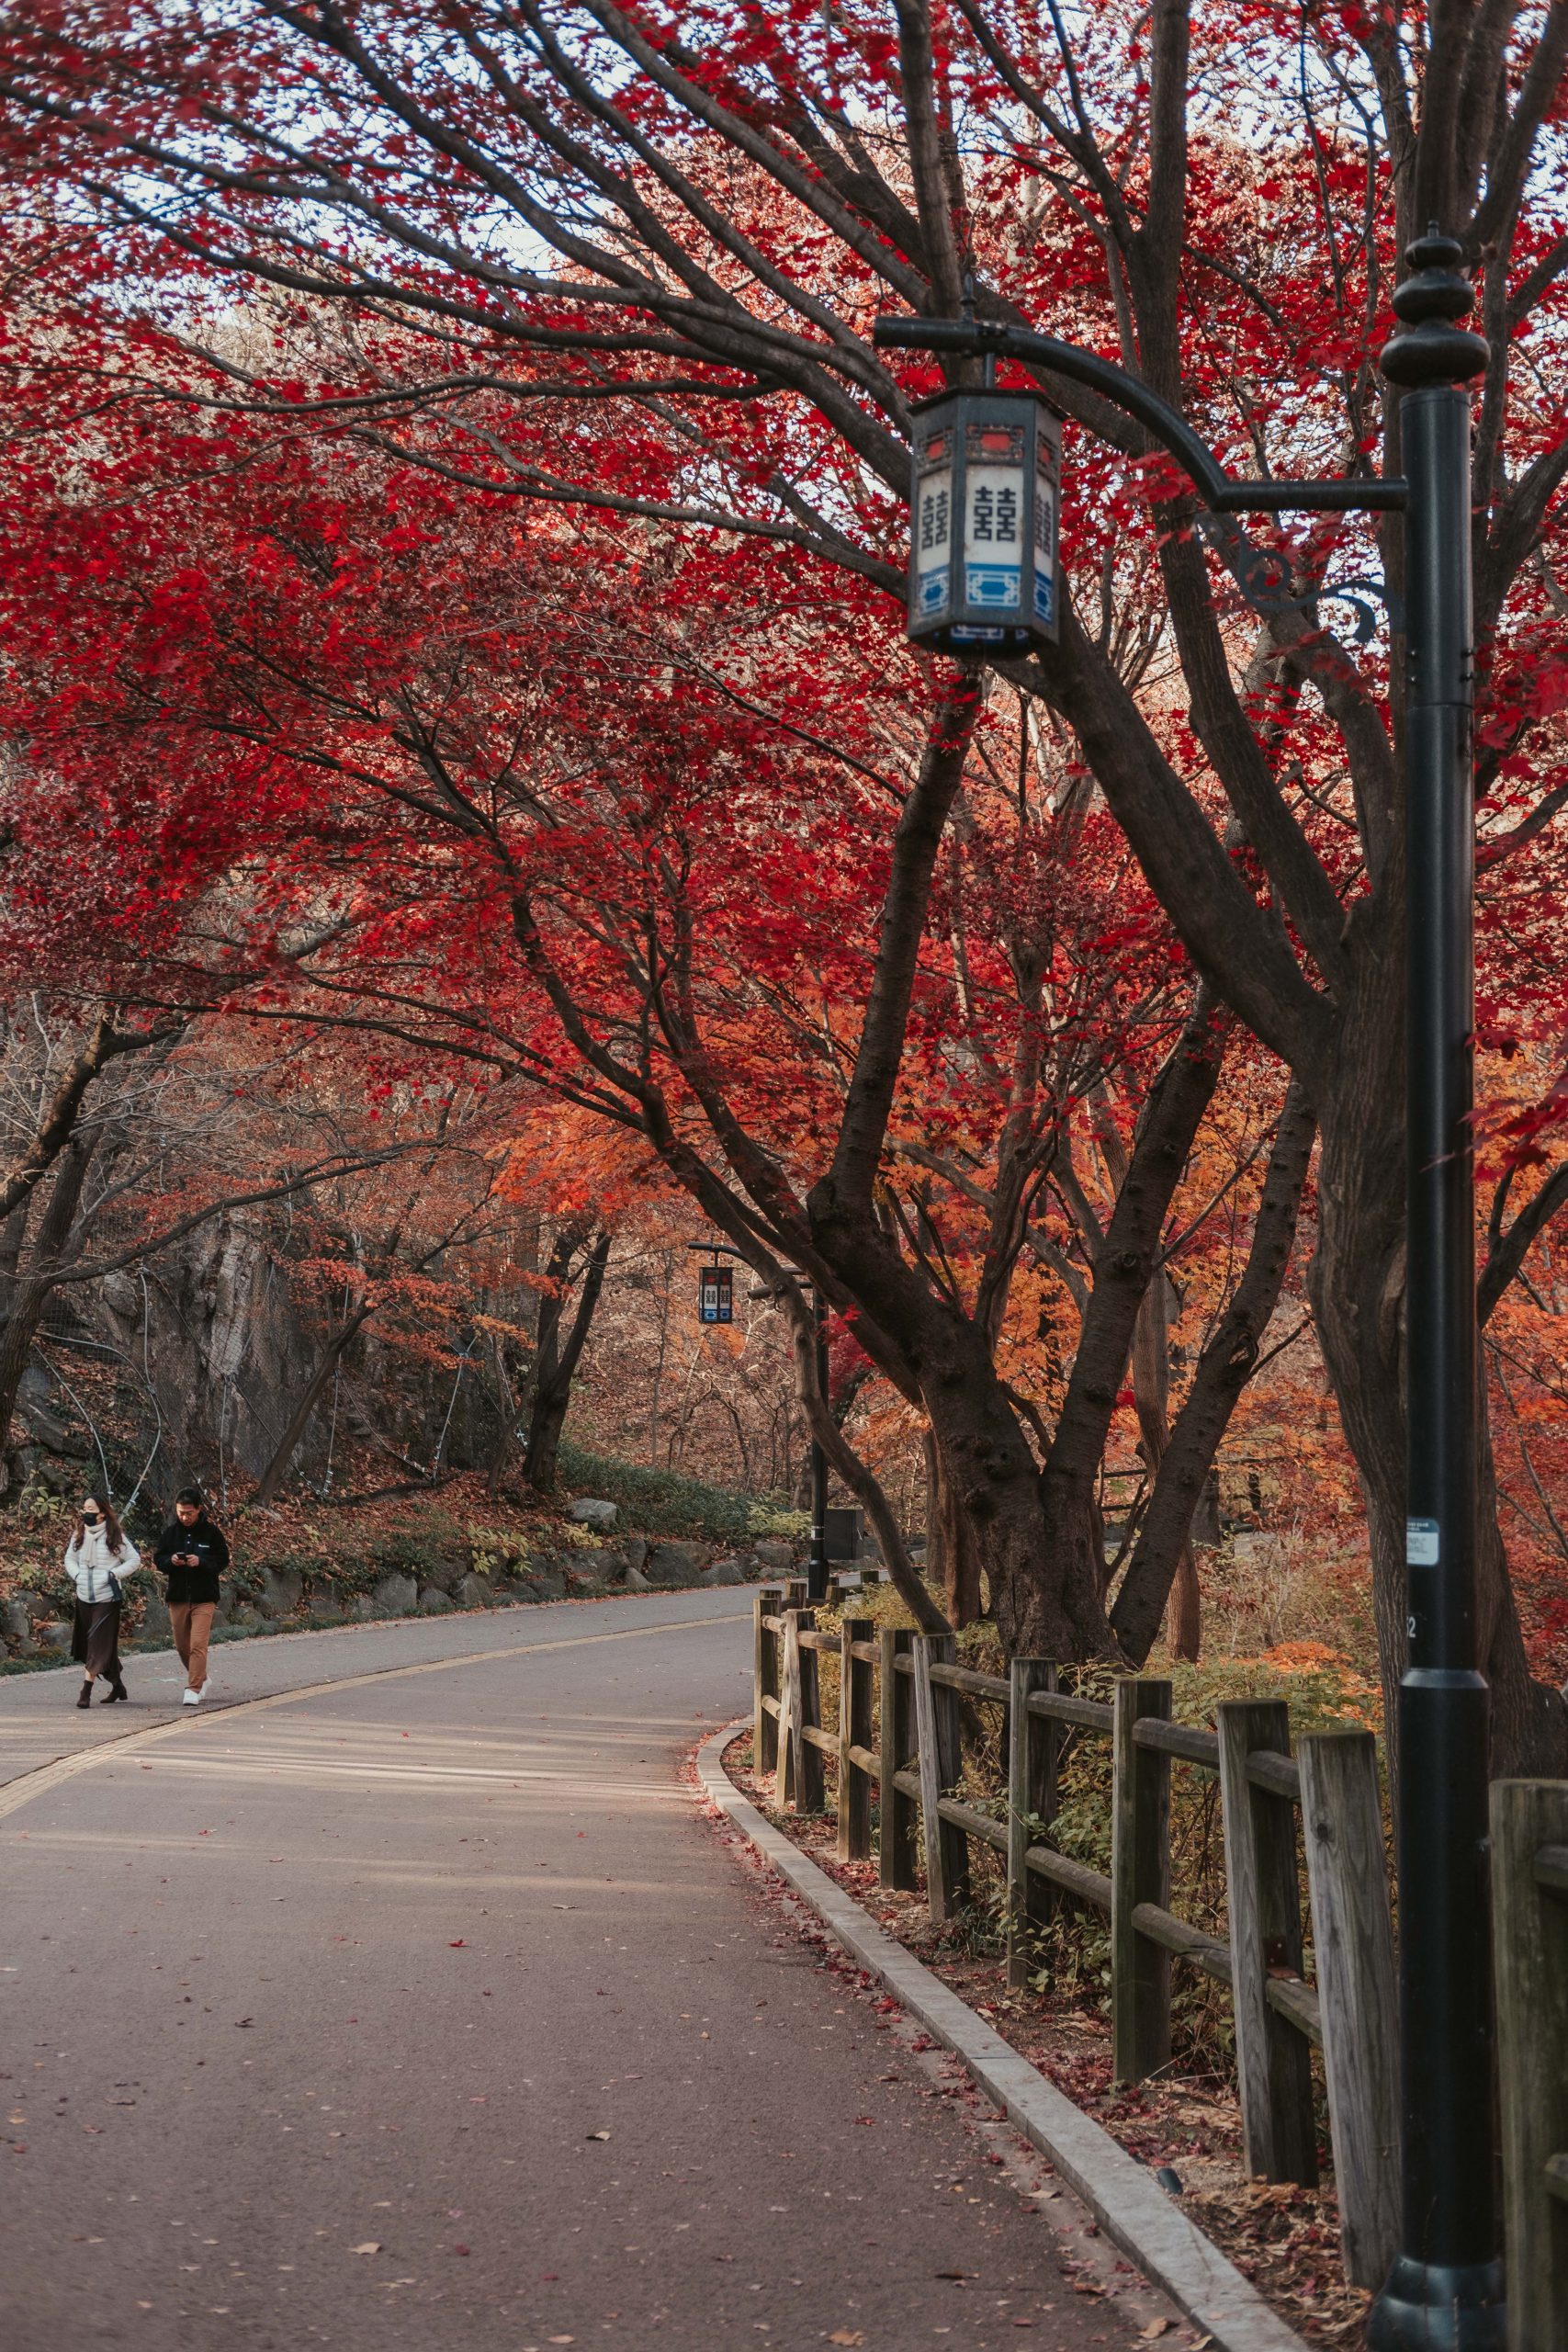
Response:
[555,1439,808,1545]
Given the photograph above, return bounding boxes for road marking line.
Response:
[0,1611,743,1825]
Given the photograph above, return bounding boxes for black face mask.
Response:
[82,1510,100,1526]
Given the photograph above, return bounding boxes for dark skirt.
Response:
[71,1600,122,1680]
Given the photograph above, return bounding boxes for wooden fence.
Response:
[1493,1780,1568,2352]
[753,1586,1568,2340]
[753,1582,1402,2290]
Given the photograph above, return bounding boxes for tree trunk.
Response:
[523,1227,610,1494]
[522,1383,571,1494]
[484,1332,521,1498]
[1309,942,1568,1777]
[1164,1547,1201,1662]
[1111,1080,1316,1664]
[788,1307,947,1637]
[1126,1269,1202,1660]
[0,1134,99,1453]
[923,1431,984,1626]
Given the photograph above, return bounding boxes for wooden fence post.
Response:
[753,1588,779,1777]
[913,1634,970,1923]
[1111,1678,1173,2085]
[795,1610,825,1811]
[838,1616,874,1862]
[878,1628,918,1891]
[1217,1699,1318,2185]
[777,1603,803,1807]
[1492,1778,1568,2352]
[1007,1659,1057,1991]
[1298,1729,1400,2290]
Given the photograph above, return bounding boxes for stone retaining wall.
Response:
[1,1529,797,1664]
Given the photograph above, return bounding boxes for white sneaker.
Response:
[182,1688,202,1707]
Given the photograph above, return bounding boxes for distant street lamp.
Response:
[876,229,1503,2351]
[696,1260,734,1325]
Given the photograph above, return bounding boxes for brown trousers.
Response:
[169,1601,215,1692]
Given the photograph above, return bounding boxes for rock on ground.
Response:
[371,1568,419,1616]
[646,1541,705,1588]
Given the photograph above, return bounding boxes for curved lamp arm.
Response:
[873,317,1406,515]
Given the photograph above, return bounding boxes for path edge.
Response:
[697,1722,1311,2352]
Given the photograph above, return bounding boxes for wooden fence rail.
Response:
[751,1586,1399,2291]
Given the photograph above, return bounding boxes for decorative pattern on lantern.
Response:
[698,1263,734,1325]
[908,390,1060,654]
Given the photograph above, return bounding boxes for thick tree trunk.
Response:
[1309,941,1568,1776]
[917,1308,1116,1656]
[522,1384,570,1495]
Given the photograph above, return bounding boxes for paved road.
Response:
[2,1593,1175,2349]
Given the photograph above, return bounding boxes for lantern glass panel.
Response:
[1032,434,1059,631]
[914,424,953,624]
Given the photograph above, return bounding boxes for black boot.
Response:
[101,1679,127,1703]
[76,1681,93,1709]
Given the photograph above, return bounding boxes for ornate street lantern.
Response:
[908,388,1060,654]
[697,1262,733,1325]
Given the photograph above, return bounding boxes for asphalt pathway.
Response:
[1,1592,1173,2349]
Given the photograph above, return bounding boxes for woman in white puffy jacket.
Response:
[64,1496,141,1710]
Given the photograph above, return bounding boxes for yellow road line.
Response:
[0,1610,743,1826]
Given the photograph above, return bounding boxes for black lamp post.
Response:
[875,229,1504,2350]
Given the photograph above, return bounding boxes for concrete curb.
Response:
[697,1723,1310,2352]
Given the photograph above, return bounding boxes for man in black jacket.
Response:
[154,1487,231,1708]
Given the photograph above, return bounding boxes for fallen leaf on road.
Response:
[233,2018,254,2029]
[829,2335,865,2346]
[453,2245,469,2256]
[935,2271,976,2281]
[351,2243,382,2256]
[586,2130,611,2142]
[1138,2325,1173,2341]
[448,1940,466,1949]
